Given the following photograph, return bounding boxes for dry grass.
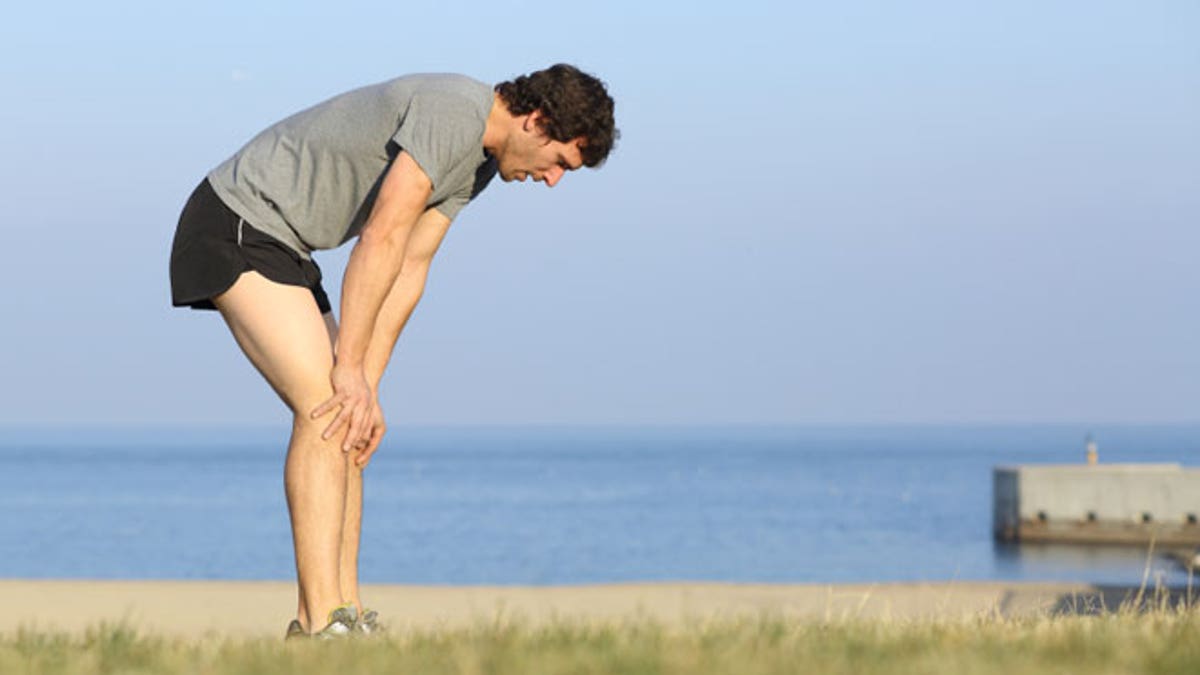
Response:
[3,604,1198,675]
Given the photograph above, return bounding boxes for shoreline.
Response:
[5,579,1192,637]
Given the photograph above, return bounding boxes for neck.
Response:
[481,93,512,157]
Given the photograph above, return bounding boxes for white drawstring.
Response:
[237,218,244,246]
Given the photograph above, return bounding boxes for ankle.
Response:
[307,602,347,629]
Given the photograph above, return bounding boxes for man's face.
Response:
[496,111,585,188]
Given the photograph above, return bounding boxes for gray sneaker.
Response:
[285,619,306,641]
[356,609,382,636]
[313,605,358,640]
[286,605,358,641]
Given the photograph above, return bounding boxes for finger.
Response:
[353,406,371,451]
[353,408,371,448]
[310,393,345,420]
[343,404,368,452]
[322,407,351,441]
[357,425,385,467]
[360,404,380,445]
[356,446,376,468]
[353,417,379,466]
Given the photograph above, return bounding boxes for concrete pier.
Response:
[993,463,1200,546]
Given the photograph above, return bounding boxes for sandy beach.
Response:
[4,579,1185,638]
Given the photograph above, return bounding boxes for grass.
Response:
[3,609,1199,675]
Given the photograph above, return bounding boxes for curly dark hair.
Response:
[495,64,618,168]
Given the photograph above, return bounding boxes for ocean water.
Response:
[2,425,1198,586]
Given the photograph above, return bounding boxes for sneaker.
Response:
[285,619,306,641]
[285,605,358,641]
[356,609,382,636]
[313,605,358,640]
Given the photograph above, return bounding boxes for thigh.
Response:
[213,270,336,415]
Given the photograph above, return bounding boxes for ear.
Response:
[523,109,547,135]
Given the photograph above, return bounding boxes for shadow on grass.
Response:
[1038,585,1200,616]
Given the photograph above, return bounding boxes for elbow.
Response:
[358,213,415,256]
[357,226,398,249]
[355,229,402,261]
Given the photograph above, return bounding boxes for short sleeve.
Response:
[433,156,498,220]
[390,92,484,199]
[433,191,470,220]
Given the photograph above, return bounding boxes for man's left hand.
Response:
[312,362,376,452]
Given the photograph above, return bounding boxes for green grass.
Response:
[3,612,1199,675]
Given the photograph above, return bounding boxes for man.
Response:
[169,64,617,637]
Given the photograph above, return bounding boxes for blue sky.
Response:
[0,1,1196,426]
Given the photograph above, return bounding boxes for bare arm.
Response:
[363,207,453,389]
[349,208,453,467]
[336,151,432,370]
[311,151,432,451]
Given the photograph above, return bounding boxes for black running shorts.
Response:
[169,179,332,313]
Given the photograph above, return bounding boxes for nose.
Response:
[543,166,564,188]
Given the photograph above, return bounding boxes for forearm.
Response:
[336,231,412,369]
[363,261,429,389]
[334,151,431,370]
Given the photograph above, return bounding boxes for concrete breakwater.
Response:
[993,463,1200,546]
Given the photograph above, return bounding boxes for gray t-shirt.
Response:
[208,74,498,258]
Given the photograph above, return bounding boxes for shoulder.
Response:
[390,75,491,150]
[393,75,491,117]
[387,75,492,196]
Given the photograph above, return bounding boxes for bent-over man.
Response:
[169,64,617,637]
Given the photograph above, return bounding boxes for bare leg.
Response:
[213,271,348,632]
[320,311,366,614]
[341,461,365,612]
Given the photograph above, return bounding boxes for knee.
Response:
[282,384,336,435]
[290,410,344,450]
[278,377,334,420]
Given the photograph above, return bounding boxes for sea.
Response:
[2,424,1198,587]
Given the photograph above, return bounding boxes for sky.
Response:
[0,1,1196,427]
